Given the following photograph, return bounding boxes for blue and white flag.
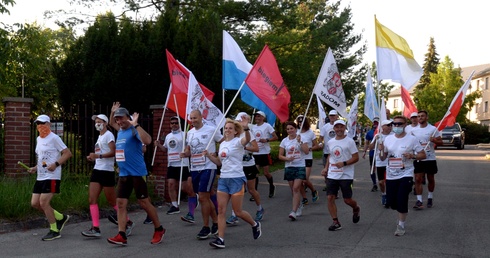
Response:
[363,68,380,122]
[222,30,276,125]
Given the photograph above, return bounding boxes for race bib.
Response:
[329,164,343,173]
[115,149,125,162]
[168,152,180,162]
[388,158,403,168]
[191,153,206,166]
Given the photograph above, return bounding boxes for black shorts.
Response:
[326,179,353,199]
[117,176,149,199]
[90,169,116,187]
[386,177,413,213]
[253,154,272,167]
[33,180,60,194]
[376,166,386,181]
[167,166,190,181]
[244,165,259,181]
[305,159,313,168]
[414,160,438,174]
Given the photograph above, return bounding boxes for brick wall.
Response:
[2,97,33,177]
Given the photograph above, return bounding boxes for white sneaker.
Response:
[288,211,297,221]
[296,204,304,217]
[394,225,405,236]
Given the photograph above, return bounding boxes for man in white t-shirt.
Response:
[252,111,278,198]
[318,110,339,191]
[321,120,360,231]
[404,112,419,135]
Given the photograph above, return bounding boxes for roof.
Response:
[461,63,490,80]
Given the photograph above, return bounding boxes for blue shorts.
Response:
[191,169,217,193]
[217,177,246,195]
[283,167,306,181]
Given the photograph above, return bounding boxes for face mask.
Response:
[392,127,404,135]
[37,124,51,138]
[95,123,104,131]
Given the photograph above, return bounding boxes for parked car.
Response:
[441,123,465,149]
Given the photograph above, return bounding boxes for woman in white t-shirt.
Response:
[81,114,117,238]
[296,115,320,205]
[204,118,262,249]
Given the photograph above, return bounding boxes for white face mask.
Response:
[392,127,404,135]
[95,123,104,131]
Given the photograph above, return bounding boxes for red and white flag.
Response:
[244,45,291,122]
[401,86,418,118]
[435,71,475,131]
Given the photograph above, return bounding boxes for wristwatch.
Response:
[343,161,347,166]
[55,161,60,167]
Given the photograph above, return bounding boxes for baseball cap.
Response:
[35,114,50,123]
[235,112,249,121]
[254,111,266,118]
[333,120,346,126]
[373,117,379,122]
[91,114,108,123]
[114,107,130,117]
[381,120,392,126]
[328,110,338,116]
[410,112,418,118]
[296,115,304,121]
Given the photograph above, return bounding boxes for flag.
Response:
[401,86,418,118]
[244,45,290,122]
[347,95,359,139]
[375,17,423,89]
[313,48,347,117]
[316,95,327,130]
[222,30,276,124]
[380,98,387,122]
[435,71,475,130]
[364,68,380,122]
[166,50,215,120]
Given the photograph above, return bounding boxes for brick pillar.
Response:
[2,97,34,177]
[150,105,177,201]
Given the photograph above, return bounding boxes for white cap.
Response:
[254,111,266,118]
[35,114,50,123]
[333,120,346,126]
[328,110,338,116]
[235,112,249,121]
[92,114,109,123]
[373,117,379,122]
[381,120,392,126]
[410,112,418,118]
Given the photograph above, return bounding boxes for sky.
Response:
[2,0,489,68]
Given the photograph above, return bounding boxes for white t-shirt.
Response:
[404,124,419,135]
[410,124,440,161]
[218,137,246,178]
[320,122,336,154]
[164,130,189,167]
[240,132,256,167]
[383,134,424,180]
[280,137,306,167]
[187,125,223,171]
[373,132,394,167]
[298,129,316,159]
[252,122,275,154]
[35,132,68,180]
[94,130,115,171]
[326,136,358,180]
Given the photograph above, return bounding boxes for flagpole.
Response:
[299,90,316,130]
[172,94,184,206]
[151,83,172,166]
[205,81,246,150]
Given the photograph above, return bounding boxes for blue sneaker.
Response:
[226,215,239,225]
[312,190,319,203]
[181,212,195,224]
[381,195,387,206]
[255,208,265,221]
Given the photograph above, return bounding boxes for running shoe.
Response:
[151,228,166,244]
[296,204,304,217]
[312,190,319,203]
[288,211,297,221]
[394,225,405,236]
[108,214,118,225]
[413,200,424,210]
[167,206,180,215]
[81,227,101,237]
[255,208,265,221]
[197,226,211,239]
[126,220,134,236]
[42,230,61,241]
[252,221,262,239]
[249,196,255,202]
[268,184,276,198]
[143,216,153,224]
[181,212,195,224]
[211,223,218,235]
[56,214,70,232]
[371,185,378,192]
[427,198,433,208]
[209,238,225,249]
[107,232,127,245]
[353,206,360,223]
[381,195,387,206]
[226,215,239,225]
[302,198,309,205]
[328,221,342,231]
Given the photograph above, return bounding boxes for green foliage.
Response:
[0,0,15,15]
[460,122,490,144]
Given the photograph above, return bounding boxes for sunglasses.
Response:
[170,122,179,125]
[384,124,393,127]
[36,121,47,125]
[392,122,405,127]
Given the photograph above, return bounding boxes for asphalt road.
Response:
[1,145,489,258]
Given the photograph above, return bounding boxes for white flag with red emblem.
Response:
[313,48,347,117]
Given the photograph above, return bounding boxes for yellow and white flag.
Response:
[375,17,423,89]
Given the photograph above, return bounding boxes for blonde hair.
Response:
[226,118,243,136]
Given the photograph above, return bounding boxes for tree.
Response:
[414,37,440,102]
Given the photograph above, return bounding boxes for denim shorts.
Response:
[283,167,306,181]
[217,177,247,195]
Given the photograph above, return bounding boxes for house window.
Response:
[393,99,399,109]
[486,77,489,90]
[475,103,479,113]
[485,101,488,113]
[477,80,480,90]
